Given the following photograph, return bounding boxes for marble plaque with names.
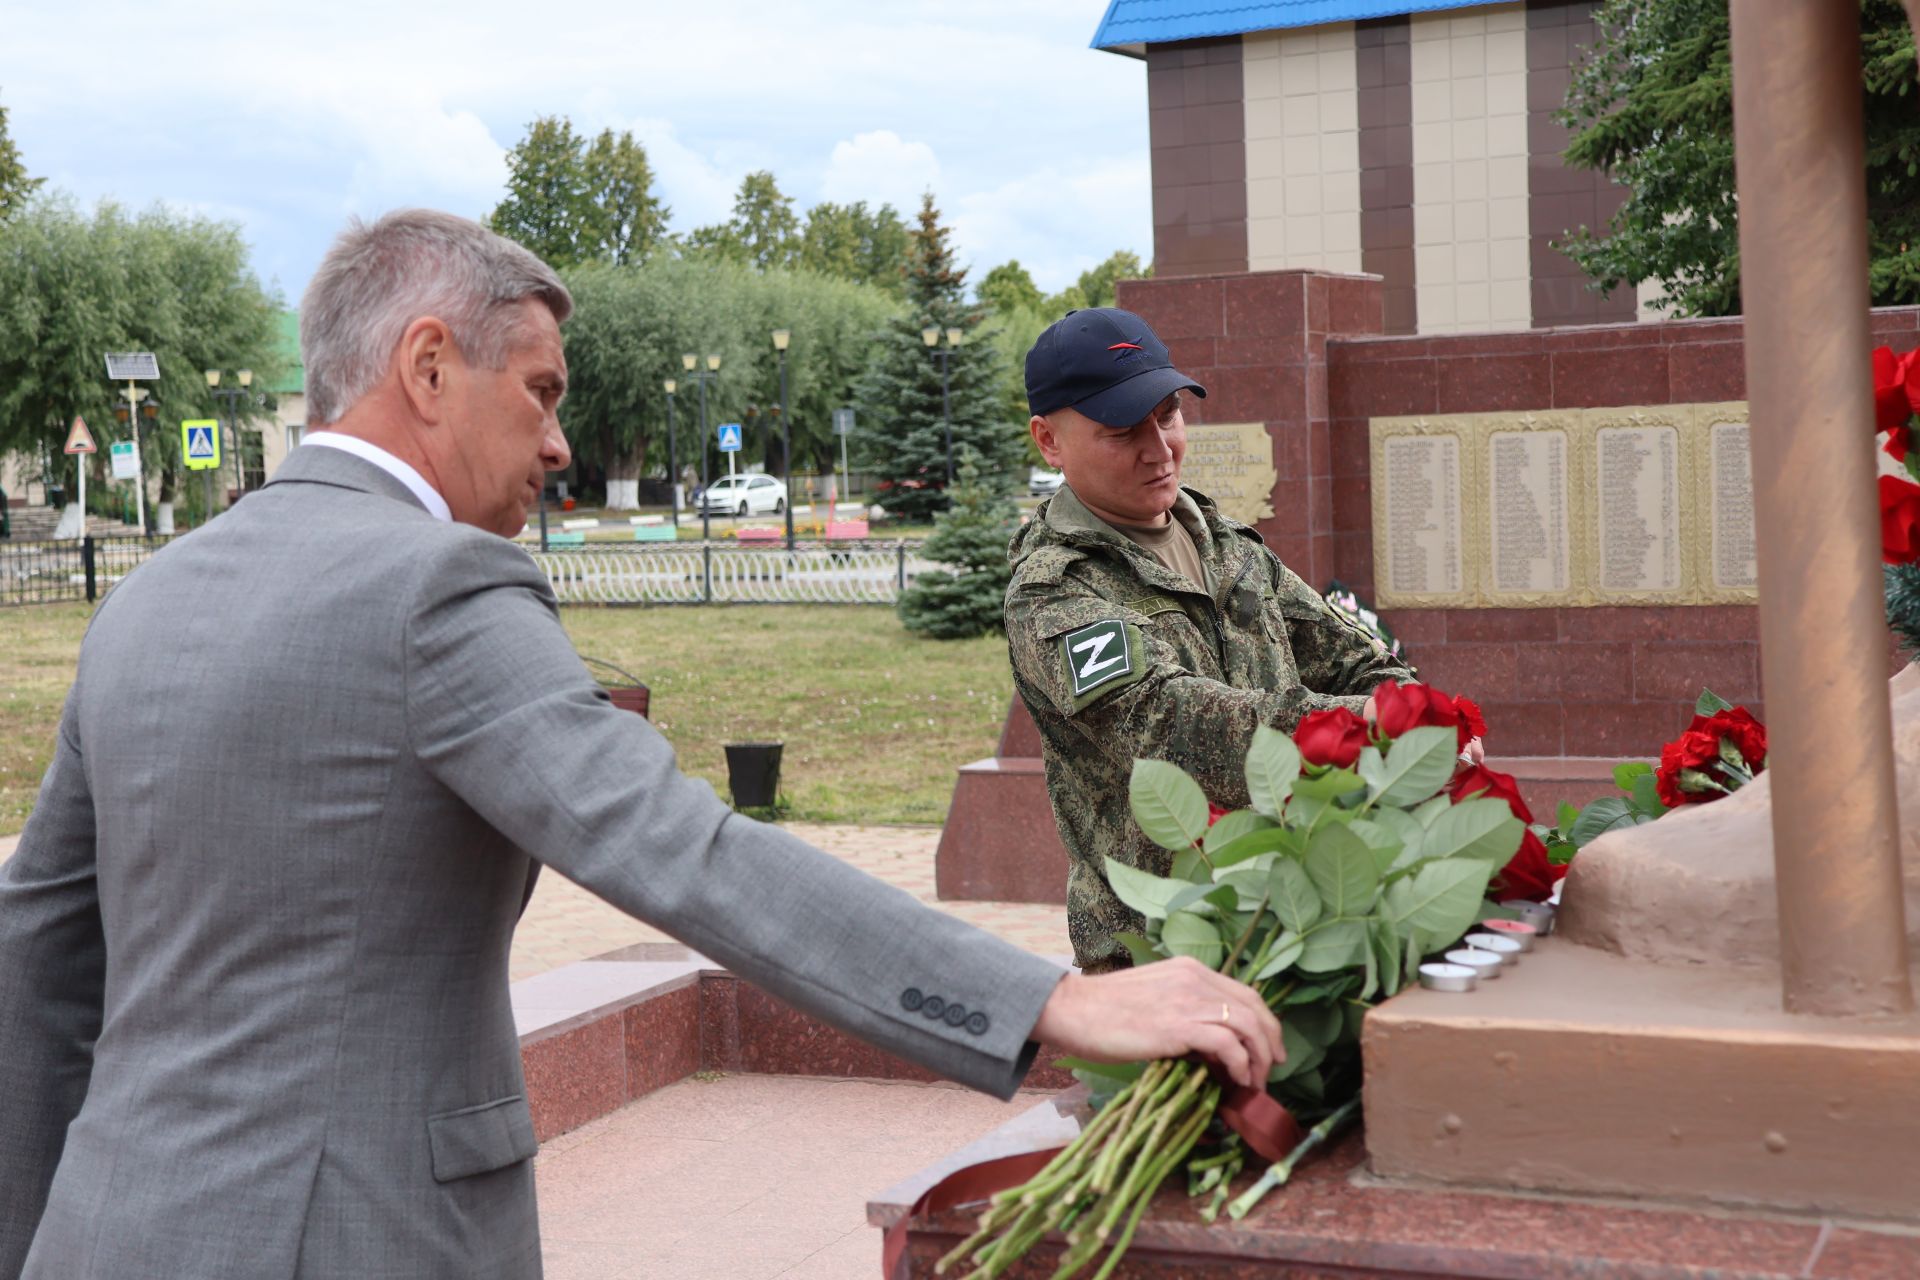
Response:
[1380,431,1463,598]
[1709,420,1757,591]
[1487,429,1569,596]
[1594,423,1681,594]
[1180,422,1278,526]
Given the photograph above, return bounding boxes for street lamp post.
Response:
[922,326,964,486]
[663,378,681,532]
[115,386,151,535]
[772,329,793,549]
[205,368,255,510]
[681,352,721,541]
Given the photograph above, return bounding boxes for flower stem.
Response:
[1224,1096,1360,1220]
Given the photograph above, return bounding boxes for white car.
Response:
[699,474,788,516]
[1029,467,1065,497]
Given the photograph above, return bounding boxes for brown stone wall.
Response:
[1326,306,1920,755]
[1356,16,1417,334]
[1148,39,1250,277]
[1526,0,1636,326]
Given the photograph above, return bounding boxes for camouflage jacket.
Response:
[1004,483,1415,970]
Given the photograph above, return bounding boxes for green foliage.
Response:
[487,116,668,269]
[798,200,910,296]
[1560,0,1920,316]
[0,197,283,494]
[557,257,898,487]
[977,259,1044,314]
[856,194,1025,519]
[685,171,801,272]
[1887,562,1920,654]
[895,448,1021,639]
[0,91,40,224]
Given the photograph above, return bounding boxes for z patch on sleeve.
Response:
[1060,619,1146,710]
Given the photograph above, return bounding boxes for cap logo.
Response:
[1108,341,1145,364]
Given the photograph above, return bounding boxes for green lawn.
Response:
[0,602,1014,837]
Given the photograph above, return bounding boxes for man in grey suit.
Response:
[0,209,1280,1278]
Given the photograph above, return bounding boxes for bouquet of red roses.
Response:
[1870,345,1920,563]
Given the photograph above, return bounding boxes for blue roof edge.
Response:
[1091,0,1497,51]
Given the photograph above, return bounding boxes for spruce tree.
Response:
[856,193,1023,520]
[897,448,1021,639]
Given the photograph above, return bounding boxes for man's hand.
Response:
[1031,957,1282,1089]
[1462,736,1485,766]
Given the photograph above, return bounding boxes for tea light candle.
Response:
[1477,919,1538,951]
[1464,932,1525,962]
[1499,900,1555,934]
[1444,948,1504,978]
[1418,962,1479,992]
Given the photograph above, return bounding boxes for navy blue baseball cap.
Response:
[1024,307,1207,426]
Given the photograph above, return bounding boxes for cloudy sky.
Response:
[3,1,1150,306]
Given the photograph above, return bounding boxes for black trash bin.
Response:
[724,742,783,809]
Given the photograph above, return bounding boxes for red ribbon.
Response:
[879,1085,1305,1277]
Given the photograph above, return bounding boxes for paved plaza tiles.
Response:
[0,823,1071,1278]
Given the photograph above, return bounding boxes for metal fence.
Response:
[528,541,933,605]
[0,536,174,606]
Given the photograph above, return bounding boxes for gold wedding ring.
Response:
[1220,1002,1231,1025]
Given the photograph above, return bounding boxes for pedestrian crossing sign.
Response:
[182,419,221,471]
[717,422,742,453]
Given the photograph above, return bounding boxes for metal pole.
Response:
[780,347,794,551]
[698,375,711,543]
[82,535,95,603]
[667,391,680,531]
[1729,0,1913,1015]
[127,382,147,536]
[941,351,954,486]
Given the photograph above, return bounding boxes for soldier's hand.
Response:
[1461,736,1485,766]
[1031,957,1282,1089]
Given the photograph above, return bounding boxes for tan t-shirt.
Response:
[1111,514,1210,593]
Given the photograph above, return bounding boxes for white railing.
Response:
[528,541,933,605]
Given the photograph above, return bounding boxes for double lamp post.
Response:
[661,330,796,549]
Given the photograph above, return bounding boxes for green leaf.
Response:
[1208,871,1268,913]
[1629,770,1662,814]
[1304,823,1380,918]
[1266,858,1322,934]
[1371,920,1404,998]
[1556,799,1580,829]
[1167,881,1239,916]
[1161,909,1226,967]
[1355,745,1387,792]
[1203,808,1275,854]
[1411,794,1454,828]
[1421,798,1524,865]
[1052,1057,1146,1081]
[1612,760,1654,792]
[1371,725,1460,807]
[1292,765,1365,801]
[1129,759,1211,852]
[1297,919,1368,973]
[1567,796,1655,848]
[1370,808,1425,861]
[1402,928,1426,986]
[1103,856,1184,921]
[1270,1025,1327,1083]
[1253,931,1303,980]
[1245,726,1302,818]
[1170,847,1213,884]
[1113,931,1163,967]
[1695,687,1734,716]
[1383,860,1495,947]
[1346,818,1407,878]
[1278,976,1358,1005]
[1283,1000,1345,1049]
[1207,826,1296,870]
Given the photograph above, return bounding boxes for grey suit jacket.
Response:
[0,446,1065,1279]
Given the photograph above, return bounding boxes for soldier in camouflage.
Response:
[1006,308,1416,973]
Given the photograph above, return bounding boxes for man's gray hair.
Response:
[300,209,573,425]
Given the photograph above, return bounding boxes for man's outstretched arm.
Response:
[0,700,106,1277]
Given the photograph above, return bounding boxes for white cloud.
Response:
[950,157,1154,293]
[819,131,942,214]
[619,118,743,231]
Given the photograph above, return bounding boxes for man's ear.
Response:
[397,316,456,426]
[1030,413,1064,469]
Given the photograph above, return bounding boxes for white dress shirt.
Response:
[301,432,452,523]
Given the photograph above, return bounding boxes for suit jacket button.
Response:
[921,995,946,1019]
[901,988,924,1012]
[943,1003,968,1027]
[965,1011,990,1036]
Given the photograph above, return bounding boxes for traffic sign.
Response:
[182,419,221,471]
[109,441,139,480]
[64,416,97,455]
[716,422,743,453]
[832,408,855,437]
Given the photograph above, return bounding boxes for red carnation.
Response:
[1654,707,1767,808]
[1371,679,1482,751]
[1493,830,1566,903]
[1883,475,1920,565]
[1704,707,1767,769]
[1294,707,1371,768]
[1447,763,1534,825]
[1874,345,1915,434]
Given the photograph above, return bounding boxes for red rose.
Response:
[1883,475,1920,565]
[1700,707,1766,770]
[1654,707,1766,807]
[1294,707,1371,768]
[1887,425,1912,464]
[1874,345,1916,434]
[1372,680,1482,751]
[1493,830,1566,903]
[1207,803,1229,827]
[1446,763,1534,825]
[1655,729,1721,807]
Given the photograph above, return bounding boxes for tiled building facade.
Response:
[1112,0,1642,335]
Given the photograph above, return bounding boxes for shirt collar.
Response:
[301,432,452,523]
